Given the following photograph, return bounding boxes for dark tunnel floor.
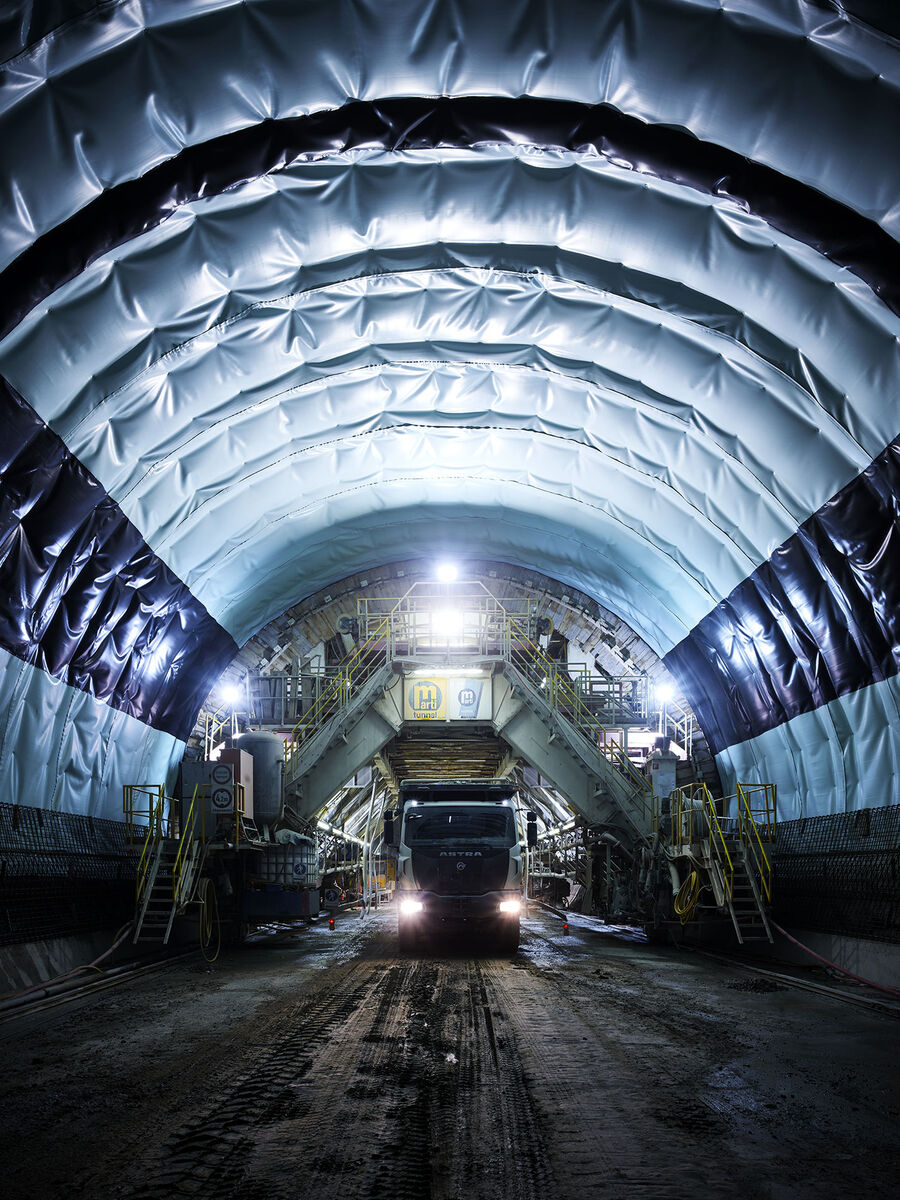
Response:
[0,910,897,1200]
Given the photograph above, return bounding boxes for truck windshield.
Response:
[404,807,515,846]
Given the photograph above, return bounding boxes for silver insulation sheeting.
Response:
[0,647,182,821]
[0,0,898,821]
[1,0,898,266]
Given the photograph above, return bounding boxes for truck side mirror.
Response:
[383,811,396,848]
[526,812,538,849]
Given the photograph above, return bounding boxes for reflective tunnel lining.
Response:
[1,0,898,265]
[3,354,898,753]
[2,95,898,339]
[0,645,182,820]
[665,435,900,755]
[0,377,237,739]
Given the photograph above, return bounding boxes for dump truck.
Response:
[383,779,537,953]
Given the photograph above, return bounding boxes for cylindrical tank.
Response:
[235,731,284,825]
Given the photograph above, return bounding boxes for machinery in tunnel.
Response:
[0,0,898,996]
[107,573,779,959]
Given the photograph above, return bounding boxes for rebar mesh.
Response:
[774,805,900,944]
[0,803,139,945]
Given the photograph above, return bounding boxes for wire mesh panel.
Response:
[774,806,900,944]
[0,804,138,945]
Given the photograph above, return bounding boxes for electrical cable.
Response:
[198,878,221,963]
[673,871,702,924]
[0,920,134,1003]
[770,922,900,999]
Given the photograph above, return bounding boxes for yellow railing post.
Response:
[129,783,166,904]
[285,618,390,760]
[736,782,774,902]
[172,784,199,906]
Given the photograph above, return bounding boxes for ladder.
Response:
[723,835,773,945]
[668,782,775,945]
[133,836,206,944]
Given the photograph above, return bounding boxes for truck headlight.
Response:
[400,898,424,916]
[499,899,521,915]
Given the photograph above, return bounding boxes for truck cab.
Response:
[385,779,536,953]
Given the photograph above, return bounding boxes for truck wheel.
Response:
[494,920,520,955]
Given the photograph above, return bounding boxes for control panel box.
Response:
[181,757,252,838]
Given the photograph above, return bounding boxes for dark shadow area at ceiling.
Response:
[0,377,237,739]
[0,0,106,64]
[666,435,900,753]
[2,95,898,340]
[815,0,900,42]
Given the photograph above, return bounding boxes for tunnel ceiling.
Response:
[0,0,898,821]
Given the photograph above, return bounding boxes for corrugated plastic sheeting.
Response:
[0,379,239,740]
[4,95,899,339]
[0,0,898,272]
[204,498,686,656]
[4,151,898,463]
[716,675,900,820]
[0,647,182,821]
[12,267,871,553]
[187,476,712,653]
[664,436,900,752]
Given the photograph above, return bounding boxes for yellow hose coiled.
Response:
[673,871,701,924]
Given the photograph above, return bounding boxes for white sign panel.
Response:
[403,676,491,721]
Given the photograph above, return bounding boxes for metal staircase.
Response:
[497,634,654,841]
[270,585,655,837]
[281,660,396,802]
[724,835,773,944]
[667,782,775,945]
[125,784,207,945]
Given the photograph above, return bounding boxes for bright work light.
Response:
[435,561,458,582]
[400,898,424,916]
[499,899,521,915]
[434,608,464,637]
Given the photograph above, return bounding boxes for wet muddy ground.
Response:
[1,908,897,1199]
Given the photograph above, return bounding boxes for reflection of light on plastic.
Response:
[434,608,464,637]
[655,683,674,704]
[436,561,458,582]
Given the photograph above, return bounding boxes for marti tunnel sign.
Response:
[403,675,492,722]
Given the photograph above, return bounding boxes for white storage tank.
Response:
[254,840,318,887]
[235,731,284,826]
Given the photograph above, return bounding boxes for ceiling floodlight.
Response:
[434,608,464,637]
[436,561,458,582]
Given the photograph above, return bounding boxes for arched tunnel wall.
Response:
[0,1,898,839]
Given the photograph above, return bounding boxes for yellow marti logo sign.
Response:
[407,679,446,720]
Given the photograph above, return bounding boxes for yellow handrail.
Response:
[670,783,733,903]
[507,616,651,817]
[123,783,167,903]
[736,782,775,902]
[706,796,734,904]
[284,618,390,774]
[737,781,777,841]
[172,784,200,905]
